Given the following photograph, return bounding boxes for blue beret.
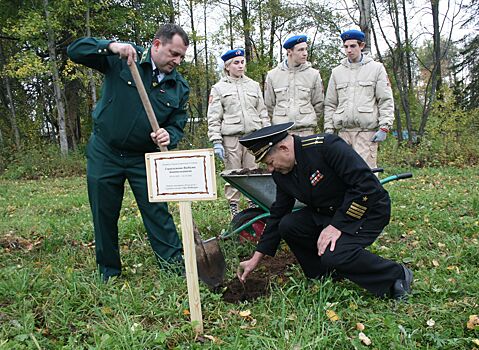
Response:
[239,122,294,161]
[221,48,244,62]
[340,30,365,42]
[283,35,308,49]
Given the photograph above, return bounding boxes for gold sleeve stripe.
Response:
[347,207,364,216]
[346,210,363,219]
[351,202,367,211]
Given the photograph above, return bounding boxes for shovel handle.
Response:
[128,62,168,152]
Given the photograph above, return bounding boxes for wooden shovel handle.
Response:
[128,62,168,152]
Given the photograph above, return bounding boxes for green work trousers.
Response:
[87,134,183,279]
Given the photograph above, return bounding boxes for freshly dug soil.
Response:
[222,249,298,303]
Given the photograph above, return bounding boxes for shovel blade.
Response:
[194,235,226,289]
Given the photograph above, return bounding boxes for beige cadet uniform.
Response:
[265,61,324,136]
[324,55,394,168]
[208,75,270,202]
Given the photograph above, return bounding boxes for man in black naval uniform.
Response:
[237,122,413,299]
[67,24,189,281]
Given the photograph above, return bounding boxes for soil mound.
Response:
[222,249,297,303]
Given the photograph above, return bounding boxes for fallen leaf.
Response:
[358,332,372,346]
[326,309,339,322]
[203,334,222,344]
[183,309,190,316]
[239,310,251,317]
[426,319,435,327]
[472,339,479,346]
[467,315,479,330]
[432,259,439,267]
[101,307,112,315]
[356,322,365,331]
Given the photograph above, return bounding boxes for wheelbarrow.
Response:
[220,168,412,242]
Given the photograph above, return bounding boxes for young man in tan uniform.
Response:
[265,35,324,136]
[324,30,394,168]
[207,49,270,216]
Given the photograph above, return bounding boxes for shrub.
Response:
[380,87,479,168]
[1,143,86,180]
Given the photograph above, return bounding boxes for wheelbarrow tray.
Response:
[220,169,304,212]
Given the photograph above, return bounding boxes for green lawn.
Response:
[0,167,478,349]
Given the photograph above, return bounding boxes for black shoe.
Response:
[391,265,413,300]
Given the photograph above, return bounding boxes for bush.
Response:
[380,87,479,168]
[1,143,86,180]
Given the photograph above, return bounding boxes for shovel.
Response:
[128,61,226,288]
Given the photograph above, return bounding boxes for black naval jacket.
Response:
[256,134,391,257]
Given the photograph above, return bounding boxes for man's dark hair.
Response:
[154,23,189,46]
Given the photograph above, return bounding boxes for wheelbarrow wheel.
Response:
[230,208,267,243]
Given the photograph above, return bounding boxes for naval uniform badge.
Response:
[310,170,324,186]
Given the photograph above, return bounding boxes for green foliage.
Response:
[382,86,479,168]
[1,143,86,180]
[0,167,478,348]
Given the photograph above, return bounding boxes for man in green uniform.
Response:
[67,24,190,281]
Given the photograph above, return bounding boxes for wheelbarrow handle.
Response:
[128,61,168,152]
[397,172,413,180]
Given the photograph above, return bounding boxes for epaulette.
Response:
[301,135,324,148]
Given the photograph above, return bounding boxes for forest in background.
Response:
[0,0,478,174]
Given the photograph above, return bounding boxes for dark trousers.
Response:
[87,135,183,278]
[278,207,403,297]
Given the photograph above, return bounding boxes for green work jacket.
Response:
[67,37,190,153]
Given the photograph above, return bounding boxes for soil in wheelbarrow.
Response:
[229,168,271,175]
[222,249,298,303]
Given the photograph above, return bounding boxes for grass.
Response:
[0,167,478,349]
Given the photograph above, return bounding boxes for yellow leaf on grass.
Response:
[358,332,372,346]
[326,309,339,322]
[432,259,439,267]
[183,309,190,316]
[472,339,479,346]
[356,322,365,331]
[467,315,479,330]
[239,310,251,317]
[101,307,112,315]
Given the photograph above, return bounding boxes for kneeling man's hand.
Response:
[317,225,342,256]
[237,251,264,283]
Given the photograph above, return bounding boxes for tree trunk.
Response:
[0,42,21,149]
[167,0,176,23]
[228,0,234,49]
[358,0,372,52]
[204,0,210,114]
[268,0,277,67]
[86,2,97,111]
[419,0,442,136]
[241,0,252,62]
[44,0,68,155]
[372,0,413,142]
[65,79,82,149]
[188,0,203,122]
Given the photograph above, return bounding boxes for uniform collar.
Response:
[140,46,179,82]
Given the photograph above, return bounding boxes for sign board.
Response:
[145,148,217,202]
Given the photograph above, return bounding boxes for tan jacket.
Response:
[324,55,394,132]
[207,75,270,143]
[264,60,324,129]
